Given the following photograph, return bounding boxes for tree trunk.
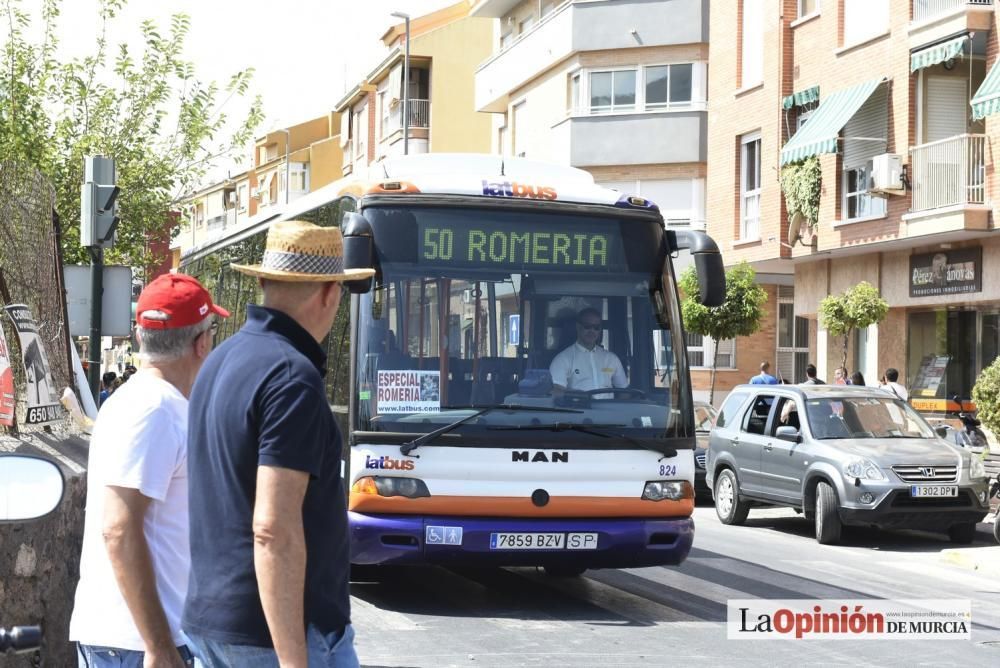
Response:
[709,344,720,406]
[841,330,850,373]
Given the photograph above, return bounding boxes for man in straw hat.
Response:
[71,273,228,667]
[183,220,373,667]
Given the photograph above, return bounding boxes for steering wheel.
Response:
[584,387,646,400]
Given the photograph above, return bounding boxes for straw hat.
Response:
[232,220,375,282]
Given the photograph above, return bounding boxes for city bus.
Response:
[180,154,724,576]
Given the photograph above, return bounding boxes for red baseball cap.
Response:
[136,273,230,330]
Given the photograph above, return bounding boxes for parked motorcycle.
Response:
[0,626,41,655]
[949,395,989,452]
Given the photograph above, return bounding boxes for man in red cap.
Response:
[71,273,228,668]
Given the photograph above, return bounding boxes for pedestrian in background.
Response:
[880,367,908,401]
[750,361,779,385]
[851,371,866,386]
[70,274,228,667]
[183,221,374,667]
[833,367,850,385]
[800,363,824,385]
[99,371,117,406]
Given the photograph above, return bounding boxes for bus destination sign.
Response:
[418,220,627,272]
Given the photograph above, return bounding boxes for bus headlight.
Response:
[642,480,692,501]
[351,476,431,499]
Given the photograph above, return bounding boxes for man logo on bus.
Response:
[482,180,557,201]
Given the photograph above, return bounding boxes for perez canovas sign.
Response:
[909,247,982,298]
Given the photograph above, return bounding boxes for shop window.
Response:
[984,314,1000,371]
[907,310,977,401]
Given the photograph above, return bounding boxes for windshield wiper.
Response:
[488,422,678,459]
[399,404,583,456]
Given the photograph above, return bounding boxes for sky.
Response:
[38,0,464,180]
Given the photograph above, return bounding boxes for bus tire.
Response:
[714,469,750,525]
[543,564,587,578]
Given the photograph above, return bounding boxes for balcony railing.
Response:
[910,134,986,211]
[388,99,430,132]
[912,0,992,23]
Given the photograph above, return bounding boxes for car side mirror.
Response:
[0,455,65,522]
[775,426,801,443]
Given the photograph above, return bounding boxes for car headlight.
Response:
[351,476,431,498]
[642,480,692,501]
[843,458,885,481]
[969,455,987,480]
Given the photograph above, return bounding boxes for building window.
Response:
[687,332,736,369]
[497,125,507,156]
[519,15,535,34]
[776,287,810,383]
[354,105,367,160]
[644,64,693,110]
[257,146,267,165]
[741,0,764,86]
[568,72,581,113]
[740,132,762,240]
[843,0,887,46]
[290,168,307,192]
[589,69,637,113]
[378,90,389,140]
[194,206,204,228]
[512,101,527,157]
[500,30,514,49]
[237,184,248,211]
[796,109,813,130]
[541,1,556,17]
[843,162,886,220]
[798,0,819,18]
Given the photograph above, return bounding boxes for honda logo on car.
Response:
[512,451,569,463]
[482,180,557,200]
[921,467,935,478]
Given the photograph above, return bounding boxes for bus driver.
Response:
[549,307,628,394]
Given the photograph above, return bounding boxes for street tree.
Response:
[0,0,264,278]
[679,262,767,404]
[818,281,889,372]
[972,357,1000,451]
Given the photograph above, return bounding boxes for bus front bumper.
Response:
[349,512,694,569]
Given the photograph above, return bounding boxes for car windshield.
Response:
[804,396,936,440]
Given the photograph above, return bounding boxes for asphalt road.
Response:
[350,504,1000,667]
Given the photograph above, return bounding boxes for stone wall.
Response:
[1,431,88,667]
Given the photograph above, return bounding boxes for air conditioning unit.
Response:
[871,153,904,194]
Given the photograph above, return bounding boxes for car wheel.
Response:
[947,522,976,545]
[543,564,588,578]
[714,469,750,525]
[815,481,842,545]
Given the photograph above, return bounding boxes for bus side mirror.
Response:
[342,212,375,295]
[671,229,726,307]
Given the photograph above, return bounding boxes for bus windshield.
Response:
[354,204,692,444]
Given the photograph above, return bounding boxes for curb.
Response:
[940,543,1000,578]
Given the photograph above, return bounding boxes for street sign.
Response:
[64,265,133,337]
[508,314,520,346]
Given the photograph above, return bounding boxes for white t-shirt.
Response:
[70,372,190,651]
[882,381,909,401]
[549,342,627,392]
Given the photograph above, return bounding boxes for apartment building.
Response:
[172,112,343,264]
[471,0,709,228]
[709,0,1000,410]
[335,2,493,175]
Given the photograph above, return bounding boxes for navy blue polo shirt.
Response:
[183,305,350,647]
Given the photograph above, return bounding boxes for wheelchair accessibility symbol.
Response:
[426,525,463,545]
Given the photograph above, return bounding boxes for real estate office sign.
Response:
[909,247,982,298]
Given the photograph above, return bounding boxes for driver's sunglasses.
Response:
[578,322,602,331]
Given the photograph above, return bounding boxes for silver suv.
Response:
[706,385,991,544]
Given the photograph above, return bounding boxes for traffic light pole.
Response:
[87,246,103,401]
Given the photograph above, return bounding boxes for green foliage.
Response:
[780,156,822,227]
[0,0,264,278]
[680,262,767,402]
[818,281,889,369]
[972,357,1000,450]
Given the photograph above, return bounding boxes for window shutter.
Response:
[388,64,403,102]
[843,84,887,169]
[926,76,968,143]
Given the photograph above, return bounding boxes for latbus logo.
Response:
[482,180,557,201]
[365,455,416,471]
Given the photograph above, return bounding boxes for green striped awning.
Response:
[782,86,820,110]
[910,35,968,72]
[972,57,1000,120]
[780,78,884,166]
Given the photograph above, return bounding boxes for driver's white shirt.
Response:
[549,342,627,392]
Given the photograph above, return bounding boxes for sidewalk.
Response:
[939,517,1000,577]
